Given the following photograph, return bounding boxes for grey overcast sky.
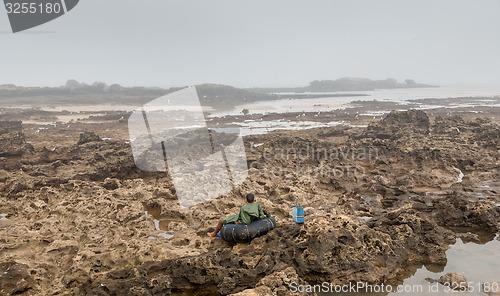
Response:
[1,0,500,88]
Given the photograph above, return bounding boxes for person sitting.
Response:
[207,193,266,237]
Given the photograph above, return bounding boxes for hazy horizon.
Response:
[1,0,500,88]
[0,76,447,89]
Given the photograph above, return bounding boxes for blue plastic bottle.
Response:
[292,203,305,224]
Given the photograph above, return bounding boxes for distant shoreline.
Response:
[275,93,368,99]
[0,78,437,111]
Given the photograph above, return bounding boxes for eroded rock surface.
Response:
[77,131,103,145]
[0,111,499,295]
[438,272,469,291]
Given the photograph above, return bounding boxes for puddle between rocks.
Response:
[319,233,500,296]
[144,205,174,240]
[235,120,344,135]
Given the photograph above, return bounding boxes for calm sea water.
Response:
[210,85,500,116]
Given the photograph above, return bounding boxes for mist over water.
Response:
[1,1,500,87]
[211,85,500,116]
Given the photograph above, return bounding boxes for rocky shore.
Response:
[0,110,499,295]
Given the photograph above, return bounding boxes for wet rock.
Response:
[5,181,30,196]
[381,109,430,129]
[77,131,102,145]
[455,232,480,244]
[0,120,22,134]
[0,262,35,295]
[0,132,34,158]
[62,268,90,290]
[230,286,273,295]
[432,115,467,134]
[0,170,9,182]
[354,110,430,140]
[231,267,310,296]
[79,272,172,296]
[434,193,498,232]
[475,127,500,148]
[256,267,306,295]
[438,272,468,291]
[102,178,120,190]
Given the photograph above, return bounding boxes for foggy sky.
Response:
[1,0,500,88]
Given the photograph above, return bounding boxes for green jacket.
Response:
[222,202,266,225]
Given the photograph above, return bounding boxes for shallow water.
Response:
[210,85,500,116]
[317,235,500,296]
[235,119,344,135]
[144,207,175,240]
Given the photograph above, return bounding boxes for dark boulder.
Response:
[77,132,102,145]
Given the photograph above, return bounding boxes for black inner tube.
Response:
[220,216,276,243]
